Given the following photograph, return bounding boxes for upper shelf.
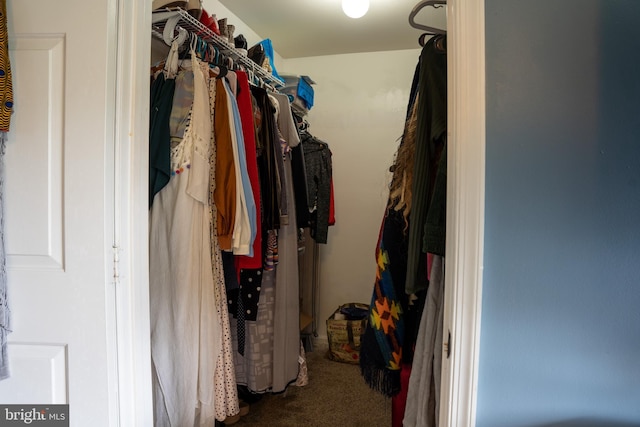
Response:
[152,8,285,89]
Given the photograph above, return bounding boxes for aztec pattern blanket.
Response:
[359,207,410,397]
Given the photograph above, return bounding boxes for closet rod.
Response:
[151,8,285,89]
[409,0,446,34]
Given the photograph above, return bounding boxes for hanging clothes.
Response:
[290,137,310,230]
[404,34,447,295]
[214,78,237,251]
[206,73,240,423]
[222,77,255,256]
[359,206,412,398]
[148,54,176,208]
[360,36,446,413]
[403,255,445,427]
[0,0,12,135]
[0,135,8,382]
[299,132,332,244]
[251,86,281,233]
[229,90,301,394]
[149,52,221,427]
[150,12,309,425]
[235,71,263,269]
[271,93,302,393]
[401,35,448,427]
[359,69,420,400]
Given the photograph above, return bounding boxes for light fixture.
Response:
[342,0,369,19]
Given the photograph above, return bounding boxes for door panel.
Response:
[5,35,64,271]
[0,1,118,426]
[0,344,67,404]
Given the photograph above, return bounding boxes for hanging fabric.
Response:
[298,131,332,244]
[230,88,302,394]
[149,49,222,426]
[403,33,448,427]
[149,9,313,423]
[206,69,240,423]
[403,255,445,427]
[405,33,447,295]
[235,70,263,269]
[270,92,302,393]
[149,41,179,208]
[359,34,447,425]
[0,0,14,381]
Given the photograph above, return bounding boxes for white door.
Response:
[0,1,125,425]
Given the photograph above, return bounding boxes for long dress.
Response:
[149,52,221,427]
[272,93,302,393]
[207,70,240,422]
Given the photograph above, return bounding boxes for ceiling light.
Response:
[342,0,369,19]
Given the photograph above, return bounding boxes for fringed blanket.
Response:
[360,208,410,397]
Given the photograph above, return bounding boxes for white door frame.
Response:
[111,0,154,425]
[440,0,486,426]
[113,0,486,425]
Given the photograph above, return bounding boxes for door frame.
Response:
[111,0,153,425]
[114,0,486,425]
[440,0,485,425]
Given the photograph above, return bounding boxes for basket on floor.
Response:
[326,303,369,364]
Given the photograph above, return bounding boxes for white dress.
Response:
[149,52,222,427]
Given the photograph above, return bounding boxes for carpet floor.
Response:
[231,346,392,427]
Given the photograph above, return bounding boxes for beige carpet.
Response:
[232,346,392,427]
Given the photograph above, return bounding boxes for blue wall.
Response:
[479,1,640,426]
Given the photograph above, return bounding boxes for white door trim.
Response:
[112,0,486,425]
[440,0,485,426]
[111,0,154,425]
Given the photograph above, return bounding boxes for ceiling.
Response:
[218,0,446,59]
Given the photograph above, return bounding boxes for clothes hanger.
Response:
[409,0,446,35]
[177,32,195,60]
[418,32,446,48]
[212,46,229,78]
[162,14,188,47]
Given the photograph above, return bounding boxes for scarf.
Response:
[0,0,11,133]
[0,0,13,381]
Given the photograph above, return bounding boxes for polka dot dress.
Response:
[207,77,239,421]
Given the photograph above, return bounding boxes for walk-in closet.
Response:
[8,1,640,426]
[149,0,449,425]
[0,0,485,426]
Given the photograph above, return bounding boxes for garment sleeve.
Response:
[214,79,237,250]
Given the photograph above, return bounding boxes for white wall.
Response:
[282,49,421,338]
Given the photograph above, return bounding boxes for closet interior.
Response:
[149,4,332,426]
[358,2,448,426]
[148,0,447,426]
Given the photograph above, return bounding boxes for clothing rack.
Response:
[409,0,446,35]
[152,8,285,90]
